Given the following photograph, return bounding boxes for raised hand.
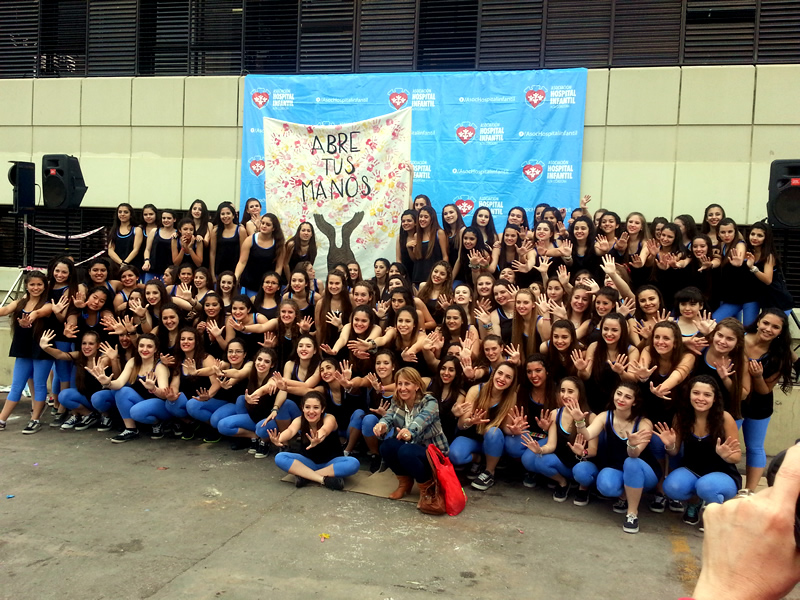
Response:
[227,315,245,332]
[511,259,532,274]
[627,359,657,382]
[320,343,337,355]
[568,432,588,456]
[520,432,543,454]
[366,372,382,392]
[129,297,147,317]
[63,322,79,339]
[370,399,391,417]
[563,397,589,422]
[437,295,452,311]
[99,341,119,362]
[244,390,260,405]
[325,311,342,329]
[617,296,636,317]
[550,299,568,321]
[507,405,529,436]
[694,314,717,336]
[72,289,86,309]
[504,343,521,366]
[535,412,553,433]
[684,335,709,356]
[143,370,158,391]
[608,354,629,375]
[466,408,490,428]
[649,382,672,400]
[373,300,390,320]
[601,254,618,274]
[653,422,677,448]
[557,264,570,286]
[299,316,314,332]
[571,348,589,372]
[473,305,491,326]
[626,428,652,447]
[715,358,736,380]
[634,320,654,341]
[206,320,224,339]
[748,358,764,378]
[159,353,176,367]
[534,256,552,274]
[259,331,277,349]
[559,239,573,258]
[39,329,56,350]
[535,296,550,318]
[594,235,610,254]
[182,357,197,375]
[193,387,211,402]
[614,232,629,253]
[629,253,644,269]
[698,254,715,271]
[400,346,418,363]
[266,427,284,447]
[715,436,741,461]
[177,283,193,300]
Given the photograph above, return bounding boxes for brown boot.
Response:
[389,475,414,500]
[417,478,446,515]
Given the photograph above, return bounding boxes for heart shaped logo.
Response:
[455,198,475,216]
[249,159,266,177]
[523,163,544,182]
[526,89,546,109]
[252,91,270,109]
[389,92,408,109]
[456,126,476,144]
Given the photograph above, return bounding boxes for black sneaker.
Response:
[523,472,538,488]
[612,499,628,514]
[203,430,222,443]
[668,499,685,513]
[471,470,495,491]
[623,513,640,534]
[97,416,114,432]
[151,422,165,440]
[573,488,590,506]
[112,428,140,443]
[50,412,69,428]
[229,438,250,451]
[323,476,345,491]
[254,440,269,458]
[181,422,202,441]
[60,415,80,430]
[247,438,258,454]
[21,420,42,434]
[75,413,99,431]
[50,406,59,416]
[683,502,702,525]
[649,494,667,513]
[553,484,569,502]
[171,422,184,438]
[467,461,483,480]
[295,476,309,488]
[0,420,6,431]
[369,453,382,473]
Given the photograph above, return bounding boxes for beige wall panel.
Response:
[131,127,184,158]
[747,162,773,223]
[607,67,680,125]
[0,126,33,163]
[81,78,132,126]
[674,163,749,222]
[33,79,82,126]
[81,126,132,157]
[679,66,755,125]
[238,76,246,127]
[750,125,800,162]
[582,126,606,162]
[579,162,604,202]
[584,69,609,127]
[131,77,185,126]
[129,159,183,207]
[79,157,131,207]
[676,126,752,163]
[183,127,238,159]
[754,65,800,125]
[31,127,81,165]
[602,163,675,218]
[604,126,677,162]
[0,80,34,126]
[184,76,240,127]
[181,159,237,208]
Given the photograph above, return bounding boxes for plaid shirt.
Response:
[378,393,450,455]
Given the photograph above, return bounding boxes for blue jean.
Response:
[91,389,116,413]
[7,357,54,404]
[58,388,93,411]
[449,428,505,465]
[379,436,432,482]
[274,452,360,478]
[596,458,659,498]
[165,392,191,419]
[742,417,770,469]
[713,302,759,327]
[663,467,738,504]
[186,398,229,423]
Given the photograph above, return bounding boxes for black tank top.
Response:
[553,407,581,468]
[179,365,211,399]
[497,307,513,344]
[150,229,174,276]
[325,386,366,432]
[683,431,742,488]
[693,349,740,419]
[241,234,277,291]
[742,352,778,420]
[215,225,241,275]
[111,227,137,264]
[412,238,444,284]
[303,421,345,464]
[600,411,662,479]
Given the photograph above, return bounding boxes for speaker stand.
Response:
[1,214,30,308]
[789,310,800,352]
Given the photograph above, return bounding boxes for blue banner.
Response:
[242,69,587,225]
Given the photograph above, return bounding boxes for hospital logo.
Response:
[389,88,409,110]
[524,86,547,109]
[251,89,270,109]
[455,122,477,144]
[546,160,574,181]
[522,161,545,182]
[249,157,266,177]
[453,195,475,216]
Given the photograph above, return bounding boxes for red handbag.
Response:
[426,444,467,516]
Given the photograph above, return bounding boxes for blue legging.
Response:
[742,416,770,469]
[7,358,54,404]
[449,428,505,465]
[503,434,529,459]
[362,413,379,438]
[274,452,360,477]
[91,389,117,413]
[253,399,302,438]
[522,451,572,479]
[573,461,599,487]
[115,387,166,422]
[663,467,738,504]
[52,340,74,387]
[210,403,238,429]
[58,388,93,411]
[713,302,759,327]
[338,408,365,439]
[596,458,659,498]
[186,398,229,423]
[165,392,191,419]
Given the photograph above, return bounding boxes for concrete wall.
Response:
[2,66,800,218]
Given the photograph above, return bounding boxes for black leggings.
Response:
[380,437,432,483]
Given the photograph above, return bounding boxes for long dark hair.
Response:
[74,330,101,393]
[189,199,210,238]
[290,334,321,374]
[212,201,240,243]
[546,320,578,376]
[430,355,465,408]
[316,270,352,346]
[252,271,281,308]
[47,255,79,300]
[591,313,630,380]
[518,353,557,411]
[747,221,780,268]
[746,308,794,394]
[299,391,327,438]
[471,207,499,246]
[287,221,318,265]
[441,203,467,237]
[173,326,207,375]
[109,203,138,240]
[611,381,644,417]
[700,203,726,236]
[248,347,278,393]
[398,209,418,252]
[129,333,160,384]
[678,375,726,442]
[413,205,443,260]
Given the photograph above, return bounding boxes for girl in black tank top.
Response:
[144,210,177,281]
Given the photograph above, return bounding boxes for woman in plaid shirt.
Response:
[373,367,449,509]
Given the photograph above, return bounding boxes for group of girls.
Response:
[0,195,794,532]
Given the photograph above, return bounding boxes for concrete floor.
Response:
[0,402,716,600]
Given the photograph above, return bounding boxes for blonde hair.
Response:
[473,362,518,434]
[394,367,426,404]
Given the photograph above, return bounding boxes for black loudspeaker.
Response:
[767,159,800,229]
[41,154,87,209]
[8,160,35,214]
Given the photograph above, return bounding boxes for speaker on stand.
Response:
[41,154,88,256]
[1,161,36,307]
